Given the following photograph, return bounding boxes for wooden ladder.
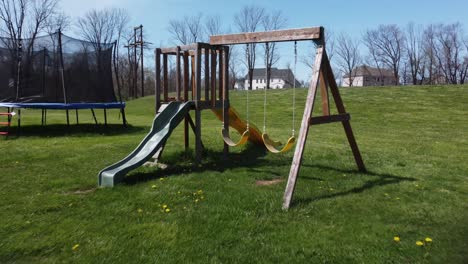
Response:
[0,112,13,137]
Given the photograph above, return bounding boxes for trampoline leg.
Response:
[17,109,21,137]
[91,109,98,125]
[104,109,107,126]
[121,108,127,127]
[66,110,70,126]
[75,109,79,124]
[41,109,44,126]
[44,110,47,125]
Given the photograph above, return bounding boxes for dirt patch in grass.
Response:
[255,178,284,186]
[64,188,96,195]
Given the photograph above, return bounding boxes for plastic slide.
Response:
[212,107,264,145]
[98,101,193,187]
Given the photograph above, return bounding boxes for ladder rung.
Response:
[0,132,8,135]
[0,113,12,116]
[0,122,10,125]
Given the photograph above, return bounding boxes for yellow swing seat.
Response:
[222,128,250,147]
[262,133,296,153]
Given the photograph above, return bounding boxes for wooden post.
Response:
[218,49,223,101]
[176,46,181,101]
[194,45,202,163]
[163,53,168,102]
[155,48,161,113]
[191,55,195,100]
[222,46,230,157]
[204,47,209,103]
[283,46,324,210]
[322,52,366,172]
[183,51,190,151]
[183,51,189,102]
[211,48,217,107]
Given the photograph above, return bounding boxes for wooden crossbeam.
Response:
[309,113,350,125]
[210,27,323,45]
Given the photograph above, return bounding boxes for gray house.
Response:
[342,65,397,87]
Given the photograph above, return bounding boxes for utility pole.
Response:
[124,25,149,99]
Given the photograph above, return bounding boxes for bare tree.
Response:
[0,0,59,51]
[0,0,27,50]
[336,33,361,87]
[262,10,286,89]
[45,12,70,34]
[405,22,426,85]
[77,8,129,46]
[422,24,439,84]
[434,23,467,84]
[168,13,204,45]
[363,30,384,85]
[363,25,405,85]
[234,5,265,90]
[205,15,222,37]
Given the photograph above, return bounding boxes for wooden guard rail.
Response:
[155,43,229,113]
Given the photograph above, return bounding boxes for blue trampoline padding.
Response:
[0,102,125,109]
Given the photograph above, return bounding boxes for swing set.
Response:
[155,26,365,209]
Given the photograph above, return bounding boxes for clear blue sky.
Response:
[60,0,468,81]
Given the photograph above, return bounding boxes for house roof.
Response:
[344,65,394,78]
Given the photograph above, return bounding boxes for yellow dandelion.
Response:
[165,208,171,213]
[329,188,334,191]
[162,204,168,209]
[197,190,203,195]
[151,185,157,189]
[416,241,424,246]
[425,237,432,243]
[384,193,389,196]
[228,179,232,182]
[160,178,165,181]
[201,196,204,200]
[137,208,143,213]
[72,244,80,251]
[195,199,199,203]
[177,191,181,194]
[395,197,400,200]
[394,236,400,242]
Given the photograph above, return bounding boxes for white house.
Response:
[235,68,300,90]
[342,65,397,87]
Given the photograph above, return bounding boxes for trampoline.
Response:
[0,30,127,133]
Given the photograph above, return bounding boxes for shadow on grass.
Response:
[123,143,270,185]
[6,124,145,138]
[292,164,417,207]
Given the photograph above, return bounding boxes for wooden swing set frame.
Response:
[210,26,366,209]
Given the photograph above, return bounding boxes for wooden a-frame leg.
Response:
[282,47,366,210]
[282,46,324,210]
[319,68,330,116]
[322,52,366,172]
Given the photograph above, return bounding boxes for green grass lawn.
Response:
[1,85,467,263]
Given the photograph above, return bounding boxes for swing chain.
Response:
[292,41,297,136]
[263,42,269,132]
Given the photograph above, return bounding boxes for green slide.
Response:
[98,101,193,187]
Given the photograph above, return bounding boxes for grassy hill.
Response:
[0,85,467,263]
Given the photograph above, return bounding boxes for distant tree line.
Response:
[2,1,466,102]
[167,5,468,89]
[335,23,468,86]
